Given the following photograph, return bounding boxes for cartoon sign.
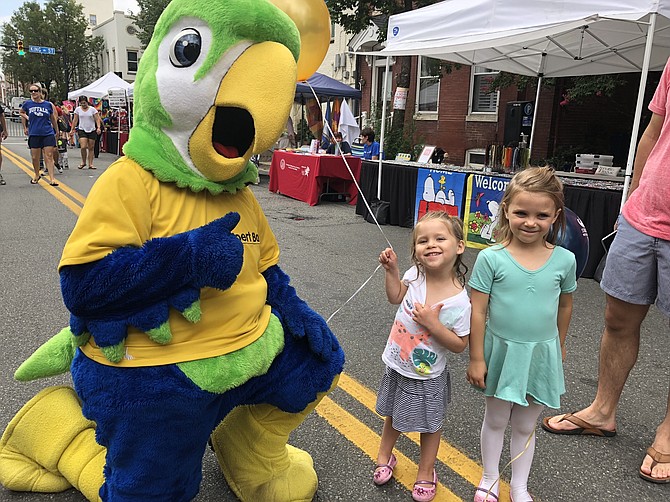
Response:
[414,168,467,224]
[463,174,510,249]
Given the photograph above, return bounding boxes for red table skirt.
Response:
[268,151,362,206]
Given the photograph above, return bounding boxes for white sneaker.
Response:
[58,168,64,174]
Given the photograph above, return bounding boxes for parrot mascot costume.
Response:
[0,0,344,500]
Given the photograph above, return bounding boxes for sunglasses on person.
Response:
[29,88,41,93]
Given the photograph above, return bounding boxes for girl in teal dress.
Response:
[466,167,577,502]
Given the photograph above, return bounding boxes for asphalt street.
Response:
[0,138,669,502]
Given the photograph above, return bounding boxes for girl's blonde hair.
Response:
[495,167,566,246]
[410,211,468,286]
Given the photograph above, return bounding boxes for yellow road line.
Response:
[317,396,462,501]
[333,372,511,500]
[3,146,83,215]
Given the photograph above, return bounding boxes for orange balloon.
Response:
[269,0,331,81]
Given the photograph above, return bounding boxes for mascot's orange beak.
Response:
[189,41,297,182]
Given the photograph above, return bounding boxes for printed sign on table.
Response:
[414,168,467,225]
[463,174,510,249]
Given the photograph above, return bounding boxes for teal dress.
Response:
[468,245,577,408]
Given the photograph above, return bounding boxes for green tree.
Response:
[134,0,172,48]
[1,0,103,101]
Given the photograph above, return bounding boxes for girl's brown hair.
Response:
[495,167,566,246]
[410,211,468,286]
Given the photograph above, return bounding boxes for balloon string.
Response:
[481,429,534,500]
[300,83,392,323]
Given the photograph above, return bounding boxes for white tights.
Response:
[479,396,544,502]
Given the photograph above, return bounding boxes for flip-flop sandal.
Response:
[78,164,85,169]
[373,453,397,486]
[49,181,59,186]
[639,446,670,483]
[541,413,616,437]
[88,166,96,170]
[30,176,41,184]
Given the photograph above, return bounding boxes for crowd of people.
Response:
[0,85,106,187]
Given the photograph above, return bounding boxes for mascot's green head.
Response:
[123,0,302,194]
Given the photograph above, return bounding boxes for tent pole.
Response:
[377,56,390,200]
[621,12,657,209]
[528,53,546,155]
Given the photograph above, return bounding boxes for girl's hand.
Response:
[378,247,398,271]
[466,360,487,389]
[411,302,442,331]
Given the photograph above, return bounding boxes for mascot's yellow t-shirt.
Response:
[59,158,280,367]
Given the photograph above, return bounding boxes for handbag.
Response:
[364,199,390,225]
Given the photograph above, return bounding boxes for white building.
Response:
[92,10,142,82]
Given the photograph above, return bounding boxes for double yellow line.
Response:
[3,145,509,501]
[3,145,86,215]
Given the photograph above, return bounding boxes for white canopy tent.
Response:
[68,72,133,100]
[369,0,670,205]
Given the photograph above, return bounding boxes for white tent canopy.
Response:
[68,72,133,100]
[370,0,670,205]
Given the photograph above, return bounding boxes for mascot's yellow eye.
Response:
[169,28,202,68]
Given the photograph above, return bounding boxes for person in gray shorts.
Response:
[542,56,670,484]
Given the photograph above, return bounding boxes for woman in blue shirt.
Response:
[20,83,59,186]
[361,127,380,160]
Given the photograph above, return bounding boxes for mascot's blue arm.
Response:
[263,264,340,361]
[61,212,243,350]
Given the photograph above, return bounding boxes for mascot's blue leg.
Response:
[210,330,344,502]
[71,328,343,502]
[71,352,221,502]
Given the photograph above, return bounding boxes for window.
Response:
[416,56,440,114]
[89,14,97,26]
[127,51,138,73]
[471,66,499,113]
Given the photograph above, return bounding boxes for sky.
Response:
[0,0,140,25]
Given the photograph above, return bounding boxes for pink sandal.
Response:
[474,486,499,502]
[373,453,397,485]
[412,469,437,502]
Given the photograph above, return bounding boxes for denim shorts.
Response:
[28,135,57,149]
[600,216,670,317]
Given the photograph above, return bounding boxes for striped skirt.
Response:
[375,366,451,434]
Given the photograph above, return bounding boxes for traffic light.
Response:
[17,40,25,56]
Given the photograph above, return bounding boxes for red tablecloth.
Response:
[268,151,362,206]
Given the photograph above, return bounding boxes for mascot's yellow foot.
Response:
[211,404,318,502]
[0,386,104,502]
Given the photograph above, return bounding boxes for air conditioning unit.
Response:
[465,149,486,170]
[343,70,350,79]
[339,53,347,68]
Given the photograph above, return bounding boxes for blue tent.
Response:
[295,72,361,101]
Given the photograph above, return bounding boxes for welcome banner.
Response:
[462,174,510,249]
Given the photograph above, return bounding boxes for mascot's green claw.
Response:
[101,342,126,363]
[147,322,172,345]
[14,327,77,381]
[73,331,91,347]
[182,299,201,323]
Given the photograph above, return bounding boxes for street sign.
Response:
[28,45,56,55]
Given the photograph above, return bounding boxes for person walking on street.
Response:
[374,211,471,502]
[467,167,576,502]
[70,95,102,170]
[0,104,7,185]
[542,56,670,485]
[20,84,59,186]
